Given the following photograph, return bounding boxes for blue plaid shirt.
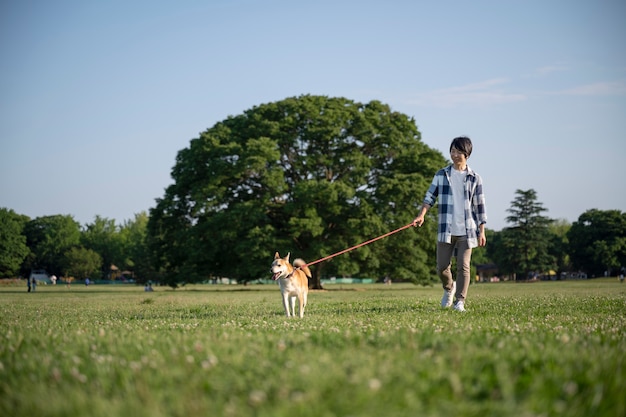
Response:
[423,165,487,248]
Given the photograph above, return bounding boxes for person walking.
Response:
[412,136,487,312]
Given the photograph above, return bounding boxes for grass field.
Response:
[1,279,624,417]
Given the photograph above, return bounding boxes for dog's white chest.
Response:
[278,277,300,296]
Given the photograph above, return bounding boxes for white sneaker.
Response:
[441,281,456,308]
[453,300,466,312]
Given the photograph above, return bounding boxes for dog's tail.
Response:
[293,258,312,279]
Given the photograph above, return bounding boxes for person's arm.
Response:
[478,222,486,246]
[412,204,431,227]
[414,170,441,227]
[473,173,487,246]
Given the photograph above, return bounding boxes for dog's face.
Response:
[270,252,290,281]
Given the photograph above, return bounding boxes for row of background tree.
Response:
[1,201,624,287]
[2,96,624,287]
[0,211,154,284]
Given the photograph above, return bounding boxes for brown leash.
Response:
[290,223,414,274]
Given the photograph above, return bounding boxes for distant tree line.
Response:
[0,210,158,283]
[486,190,625,280]
[2,96,624,286]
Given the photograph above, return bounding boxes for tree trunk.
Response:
[309,268,324,290]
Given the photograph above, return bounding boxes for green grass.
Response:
[1,280,624,417]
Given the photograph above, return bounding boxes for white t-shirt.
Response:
[449,167,467,236]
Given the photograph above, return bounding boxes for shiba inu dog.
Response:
[270,252,311,318]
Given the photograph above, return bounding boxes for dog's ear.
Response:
[284,252,291,262]
[274,252,280,260]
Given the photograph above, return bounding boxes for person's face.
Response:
[450,148,467,164]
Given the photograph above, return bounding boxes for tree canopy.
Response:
[568,209,626,277]
[81,216,125,276]
[22,215,81,277]
[490,189,555,279]
[148,95,446,287]
[0,208,30,277]
[64,247,102,279]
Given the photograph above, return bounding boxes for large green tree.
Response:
[81,216,126,278]
[23,215,81,276]
[63,247,102,280]
[497,189,555,280]
[567,209,626,277]
[547,219,571,276]
[149,95,445,287]
[119,212,158,283]
[0,208,30,278]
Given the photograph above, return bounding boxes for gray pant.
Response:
[437,236,472,302]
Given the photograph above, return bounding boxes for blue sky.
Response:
[1,0,625,231]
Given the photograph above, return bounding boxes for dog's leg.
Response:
[290,296,297,317]
[297,292,306,318]
[282,293,291,317]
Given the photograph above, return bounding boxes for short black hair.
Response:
[450,136,473,158]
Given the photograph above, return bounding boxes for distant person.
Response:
[27,276,31,292]
[85,278,90,286]
[412,136,487,312]
[51,275,57,285]
[31,276,37,292]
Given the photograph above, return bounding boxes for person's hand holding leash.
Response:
[412,204,430,227]
[412,215,425,227]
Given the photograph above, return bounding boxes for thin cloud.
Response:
[527,65,570,78]
[408,78,527,108]
[536,65,569,75]
[557,81,626,96]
